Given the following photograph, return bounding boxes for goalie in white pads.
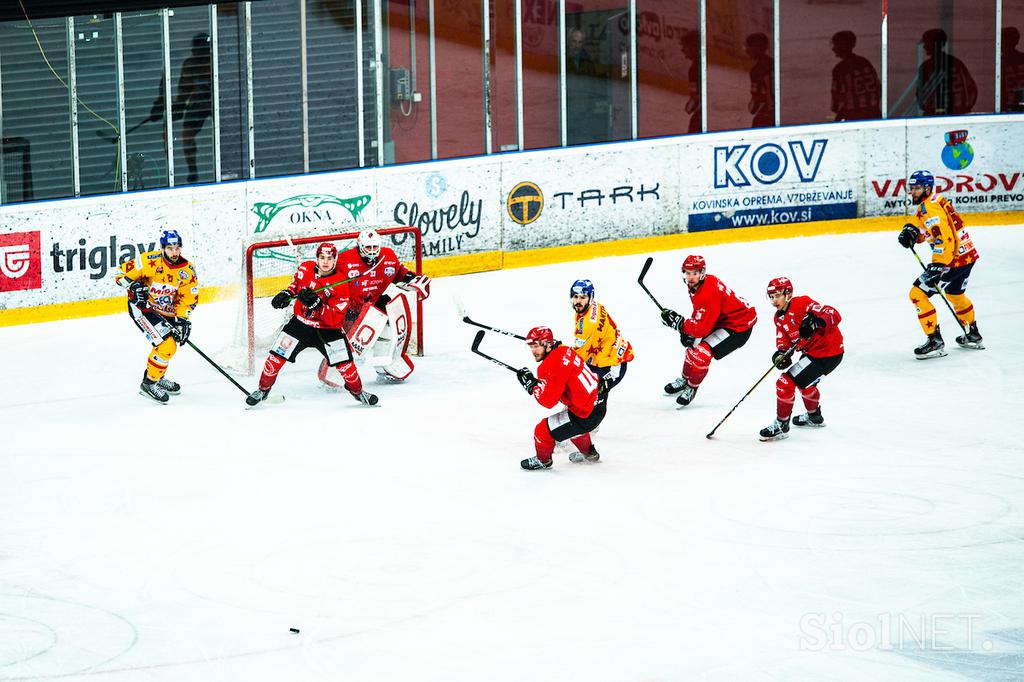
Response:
[247,242,378,407]
[318,228,431,387]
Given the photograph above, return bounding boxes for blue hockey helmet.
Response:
[570,278,595,299]
[908,170,934,189]
[160,229,182,248]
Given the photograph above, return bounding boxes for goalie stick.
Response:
[470,330,521,372]
[637,256,668,311]
[705,344,800,439]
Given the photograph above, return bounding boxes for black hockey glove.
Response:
[170,317,191,345]
[271,291,292,309]
[373,293,392,311]
[919,262,947,288]
[127,280,148,308]
[660,309,683,330]
[297,287,322,311]
[772,349,792,370]
[799,313,825,339]
[598,373,615,395]
[517,367,539,394]
[345,306,361,324]
[679,332,697,348]
[898,224,919,249]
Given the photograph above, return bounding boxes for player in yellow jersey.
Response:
[898,170,983,359]
[570,279,634,395]
[115,230,199,403]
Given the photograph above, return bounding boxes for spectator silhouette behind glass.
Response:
[566,28,601,145]
[682,29,701,133]
[1001,27,1024,111]
[830,31,881,121]
[746,32,773,128]
[916,28,977,116]
[150,32,213,184]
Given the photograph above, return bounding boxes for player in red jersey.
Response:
[516,326,606,470]
[660,255,757,407]
[320,228,430,386]
[759,277,844,441]
[246,242,377,407]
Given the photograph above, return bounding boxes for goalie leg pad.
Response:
[348,305,389,357]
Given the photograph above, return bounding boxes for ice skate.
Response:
[521,456,553,470]
[792,409,825,428]
[140,377,169,404]
[351,390,380,406]
[375,370,405,384]
[955,322,984,350]
[664,377,687,395]
[914,329,947,359]
[245,388,270,406]
[569,446,600,463]
[675,382,699,407]
[759,418,790,441]
[157,377,181,395]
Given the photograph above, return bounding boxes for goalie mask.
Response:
[357,229,382,265]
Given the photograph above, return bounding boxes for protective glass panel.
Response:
[706,0,774,132]
[636,0,699,137]
[1002,0,1024,111]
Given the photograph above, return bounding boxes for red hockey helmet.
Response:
[316,242,338,259]
[682,254,706,272]
[525,326,555,347]
[766,276,793,297]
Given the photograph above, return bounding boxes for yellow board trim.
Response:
[4,212,1021,327]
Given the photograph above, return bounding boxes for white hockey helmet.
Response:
[357,228,382,263]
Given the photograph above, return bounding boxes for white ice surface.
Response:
[1,227,1023,681]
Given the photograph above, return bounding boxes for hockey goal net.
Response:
[222,226,423,375]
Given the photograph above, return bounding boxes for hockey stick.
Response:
[94,116,155,143]
[637,256,667,311]
[282,274,361,304]
[461,314,527,341]
[470,330,520,372]
[705,344,799,440]
[185,339,255,396]
[910,248,970,336]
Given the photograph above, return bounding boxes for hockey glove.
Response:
[345,306,361,324]
[170,317,191,345]
[799,313,825,339]
[919,262,947,288]
[271,291,292,309]
[772,349,792,370]
[373,293,392,311]
[297,287,323,311]
[660,309,683,330]
[598,373,615,395]
[516,367,539,394]
[127,280,149,308]
[399,275,431,300]
[679,332,697,348]
[898,224,920,249]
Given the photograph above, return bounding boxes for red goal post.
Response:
[240,226,423,374]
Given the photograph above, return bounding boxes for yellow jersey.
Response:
[572,301,634,368]
[912,192,979,269]
[116,250,199,318]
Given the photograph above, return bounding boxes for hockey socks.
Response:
[682,343,713,387]
[776,374,820,421]
[335,361,363,394]
[258,353,286,391]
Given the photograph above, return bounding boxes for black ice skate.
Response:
[792,408,825,428]
[759,418,790,441]
[675,383,699,407]
[246,388,270,406]
[664,377,687,395]
[955,322,985,350]
[569,446,600,463]
[521,456,553,470]
[157,377,181,395]
[140,377,169,404]
[914,329,947,360]
[351,390,380,406]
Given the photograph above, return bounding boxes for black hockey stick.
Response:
[94,116,155,143]
[470,330,520,372]
[461,315,527,341]
[185,339,254,396]
[706,344,799,440]
[910,247,970,336]
[638,256,667,311]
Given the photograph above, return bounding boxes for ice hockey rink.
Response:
[1,226,1022,681]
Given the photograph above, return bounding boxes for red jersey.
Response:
[532,345,600,418]
[284,261,352,329]
[775,295,844,358]
[337,246,412,306]
[683,274,757,339]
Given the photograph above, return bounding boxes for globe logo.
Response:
[941,129,974,170]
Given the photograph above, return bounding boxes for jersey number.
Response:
[576,366,599,394]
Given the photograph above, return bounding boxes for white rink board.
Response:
[1,114,1022,312]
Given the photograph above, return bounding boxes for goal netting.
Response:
[218,226,423,375]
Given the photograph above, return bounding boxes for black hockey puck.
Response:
[289,627,300,634]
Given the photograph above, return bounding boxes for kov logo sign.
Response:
[714,140,829,188]
[0,231,42,293]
